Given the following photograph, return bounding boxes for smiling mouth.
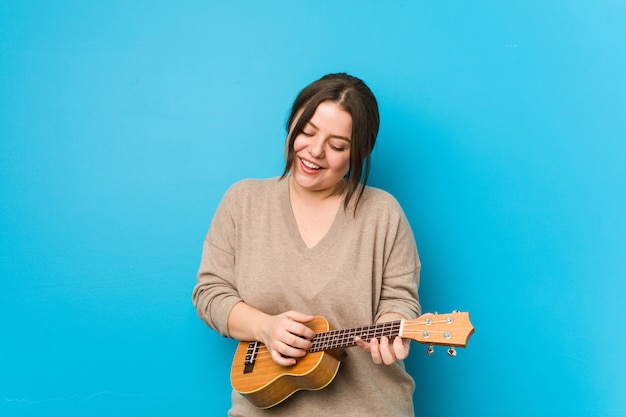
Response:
[300,157,321,170]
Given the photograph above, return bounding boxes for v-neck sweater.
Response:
[193,176,421,416]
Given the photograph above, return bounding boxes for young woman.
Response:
[192,73,421,416]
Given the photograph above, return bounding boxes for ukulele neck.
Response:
[309,320,402,352]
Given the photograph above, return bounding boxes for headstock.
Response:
[401,311,474,355]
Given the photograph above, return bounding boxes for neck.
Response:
[309,321,403,352]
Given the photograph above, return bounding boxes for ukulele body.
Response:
[230,316,341,409]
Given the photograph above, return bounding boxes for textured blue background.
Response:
[1,1,625,416]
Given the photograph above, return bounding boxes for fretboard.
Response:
[309,320,402,353]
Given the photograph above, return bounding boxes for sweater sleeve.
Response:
[374,204,421,323]
[191,185,243,338]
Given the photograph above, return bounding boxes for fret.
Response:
[309,321,402,353]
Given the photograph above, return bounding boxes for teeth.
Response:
[301,158,321,169]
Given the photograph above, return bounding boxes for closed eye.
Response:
[329,144,347,152]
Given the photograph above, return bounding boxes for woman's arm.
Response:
[355,197,421,365]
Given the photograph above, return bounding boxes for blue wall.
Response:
[2,1,625,416]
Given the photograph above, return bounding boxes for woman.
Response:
[192,73,421,416]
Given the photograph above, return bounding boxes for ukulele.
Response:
[230,311,474,409]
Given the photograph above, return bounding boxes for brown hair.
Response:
[281,73,380,210]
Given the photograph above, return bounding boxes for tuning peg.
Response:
[447,347,457,357]
[426,344,434,356]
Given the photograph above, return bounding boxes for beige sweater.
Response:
[193,177,421,416]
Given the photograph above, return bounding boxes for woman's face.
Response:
[290,101,352,196]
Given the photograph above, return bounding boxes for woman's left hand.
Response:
[355,335,411,365]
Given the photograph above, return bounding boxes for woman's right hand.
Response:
[227,303,316,367]
[259,310,315,366]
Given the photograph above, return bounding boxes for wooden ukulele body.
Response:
[230,316,341,409]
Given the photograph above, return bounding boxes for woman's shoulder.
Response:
[354,186,414,237]
[222,176,285,204]
[359,185,403,211]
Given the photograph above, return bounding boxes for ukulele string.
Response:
[401,329,450,336]
[411,318,451,324]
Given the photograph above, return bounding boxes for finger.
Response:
[392,336,410,360]
[281,321,315,344]
[379,336,396,365]
[276,340,308,359]
[270,347,297,366]
[286,310,315,324]
[354,336,371,352]
[369,338,382,365]
[269,322,311,351]
[283,331,313,350]
[269,339,309,366]
[284,312,316,340]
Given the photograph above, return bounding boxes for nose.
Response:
[308,135,325,158]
